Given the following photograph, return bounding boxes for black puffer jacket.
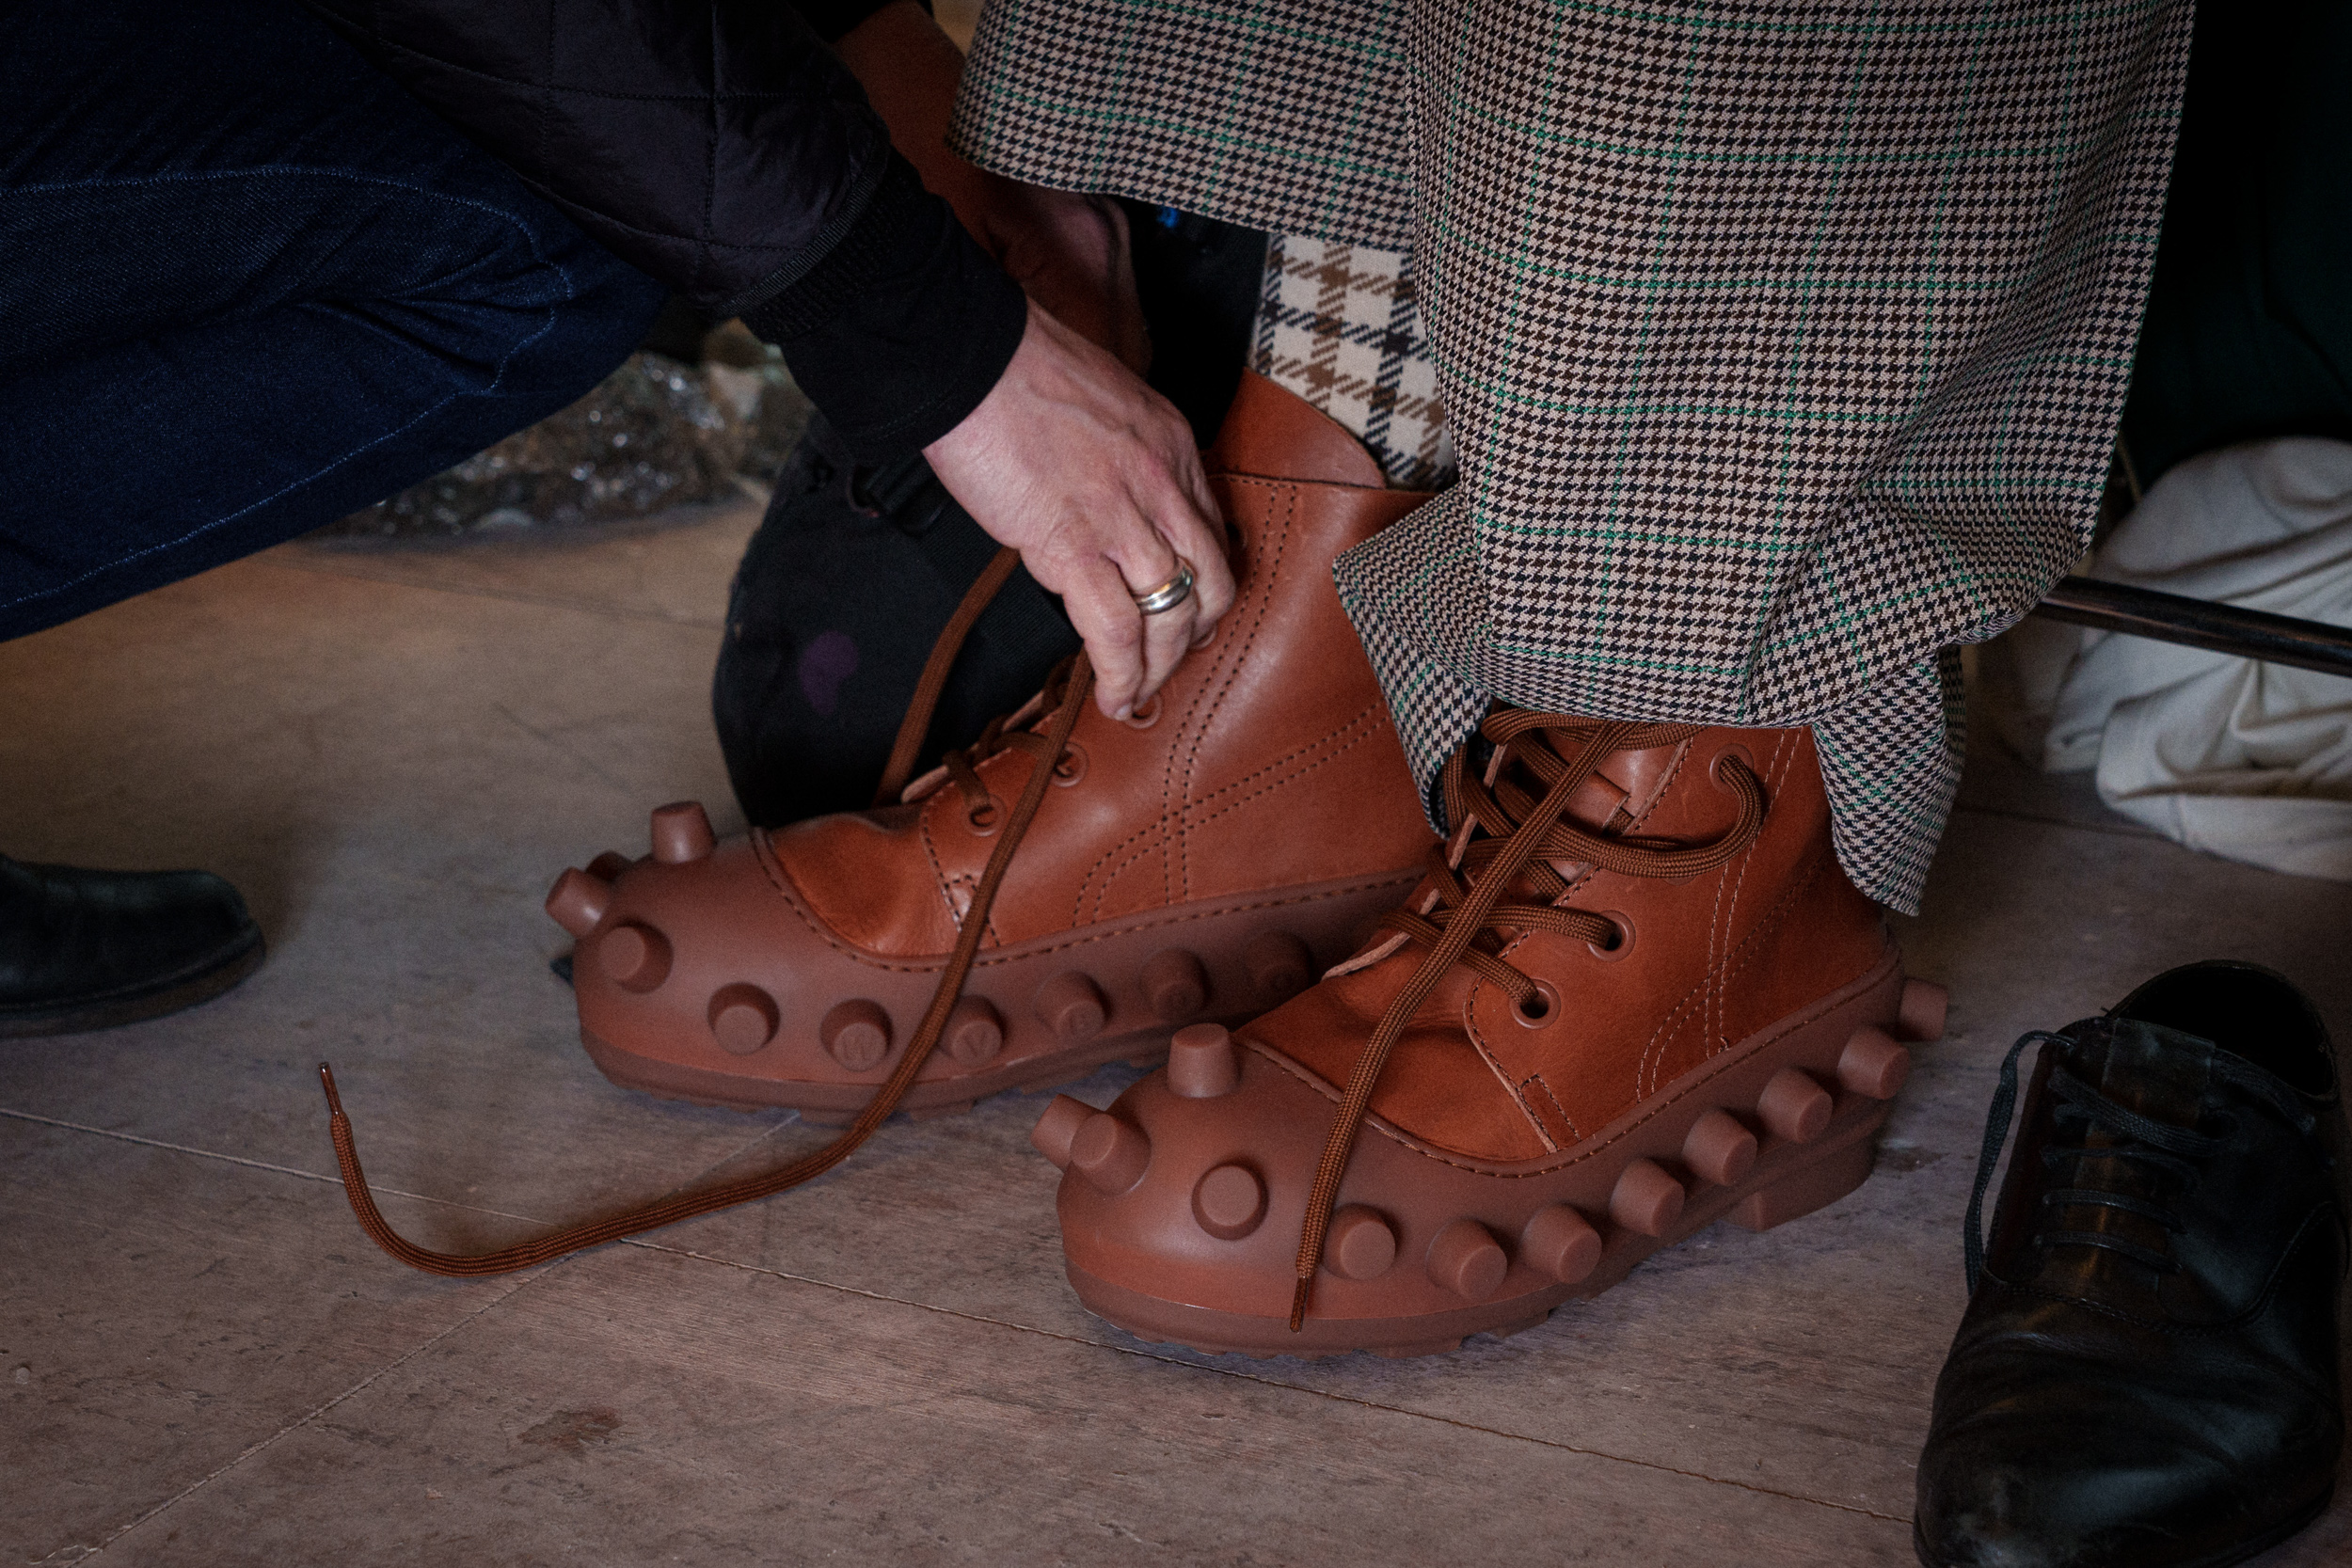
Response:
[304,0,1026,458]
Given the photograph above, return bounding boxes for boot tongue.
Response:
[2084,1016,2216,1129]
[1531,728,1673,840]
[2035,1018,2218,1283]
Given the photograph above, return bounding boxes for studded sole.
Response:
[1056,953,1943,1360]
[574,866,1423,1117]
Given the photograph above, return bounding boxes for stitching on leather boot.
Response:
[1461,988,1560,1152]
[1070,481,1296,926]
[1174,482,1295,907]
[1242,951,1896,1180]
[1080,705,1383,926]
[1520,1072,1581,1149]
[1637,847,1827,1100]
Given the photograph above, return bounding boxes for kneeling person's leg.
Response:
[0,0,664,641]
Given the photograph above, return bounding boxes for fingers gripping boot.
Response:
[1041,716,1948,1358]
[554,373,1439,1117]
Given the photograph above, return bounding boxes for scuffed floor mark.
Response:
[517,1407,623,1452]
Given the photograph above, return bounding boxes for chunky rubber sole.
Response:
[1048,951,1943,1359]
[577,868,1423,1119]
[0,926,264,1040]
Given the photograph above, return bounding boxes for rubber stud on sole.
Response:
[1610,1159,1686,1236]
[820,999,892,1071]
[544,868,610,939]
[1142,949,1211,1022]
[597,922,672,993]
[1069,1112,1151,1194]
[585,850,632,881]
[1899,977,1948,1042]
[707,984,779,1055]
[1034,972,1107,1040]
[1681,1108,1758,1187]
[1757,1067,1834,1144]
[1191,1164,1267,1240]
[1521,1205,1602,1285]
[1836,1025,1911,1101]
[1031,1094,1094,1169]
[1425,1217,1509,1303]
[944,997,1004,1067]
[1324,1206,1398,1279]
[1167,1023,1240,1099]
[649,800,715,864]
[1244,931,1314,1000]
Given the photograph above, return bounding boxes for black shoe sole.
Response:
[0,925,266,1039]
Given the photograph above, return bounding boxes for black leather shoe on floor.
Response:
[1915,961,2349,1568]
[0,855,264,1038]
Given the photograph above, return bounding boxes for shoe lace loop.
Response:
[1288,711,1769,1330]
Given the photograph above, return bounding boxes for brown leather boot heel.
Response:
[1032,711,1947,1358]
[545,373,1439,1117]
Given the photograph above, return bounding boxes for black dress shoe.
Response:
[1915,961,2349,1568]
[0,855,264,1037]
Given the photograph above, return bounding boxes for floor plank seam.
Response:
[4,1101,813,1238]
[0,1106,345,1188]
[492,701,639,796]
[72,1265,561,1562]
[620,1240,1908,1524]
[0,1106,546,1226]
[258,561,730,631]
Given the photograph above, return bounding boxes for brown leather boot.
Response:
[1030,709,1947,1357]
[544,373,1439,1119]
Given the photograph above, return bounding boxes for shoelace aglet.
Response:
[319,1061,345,1119]
[1289,1275,1312,1333]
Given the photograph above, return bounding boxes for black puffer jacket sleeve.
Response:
[304,1,898,318]
[300,1,1032,462]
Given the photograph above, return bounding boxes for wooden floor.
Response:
[4,499,2347,1565]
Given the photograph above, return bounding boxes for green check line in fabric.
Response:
[953,0,2192,913]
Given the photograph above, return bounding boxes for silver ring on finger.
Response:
[1129,558,1195,615]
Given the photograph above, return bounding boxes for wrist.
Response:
[744,159,1029,463]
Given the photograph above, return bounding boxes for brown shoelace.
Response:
[1288,709,1769,1329]
[872,546,1023,807]
[322,643,1093,1278]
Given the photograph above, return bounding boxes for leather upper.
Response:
[760,372,1438,958]
[1246,722,1892,1163]
[0,856,259,1012]
[1916,963,2350,1568]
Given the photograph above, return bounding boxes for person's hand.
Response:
[925,300,1233,719]
[833,2,1149,369]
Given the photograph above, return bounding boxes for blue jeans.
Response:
[0,0,667,642]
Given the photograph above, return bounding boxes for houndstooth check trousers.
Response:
[952,0,2193,913]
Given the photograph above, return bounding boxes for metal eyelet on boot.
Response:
[1586,911,1635,962]
[1052,743,1088,786]
[966,794,1007,836]
[1121,693,1163,730]
[1708,744,1758,789]
[1513,981,1561,1028]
